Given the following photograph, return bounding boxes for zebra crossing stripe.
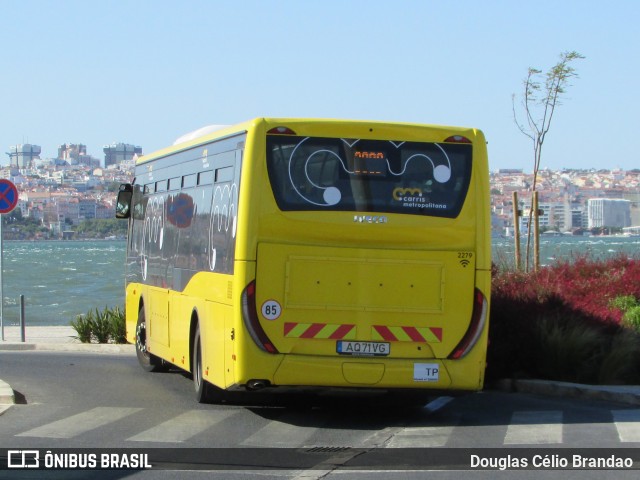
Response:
[612,409,640,442]
[504,411,563,445]
[128,410,236,443]
[11,406,639,447]
[241,413,327,447]
[387,424,459,448]
[16,407,142,439]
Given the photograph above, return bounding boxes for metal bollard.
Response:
[19,295,25,343]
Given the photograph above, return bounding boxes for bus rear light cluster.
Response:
[448,289,488,360]
[241,280,279,354]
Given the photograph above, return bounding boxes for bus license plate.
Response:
[337,341,390,357]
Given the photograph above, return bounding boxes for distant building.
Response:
[58,143,86,162]
[58,143,99,167]
[622,191,640,227]
[572,209,586,229]
[517,199,577,232]
[103,143,142,167]
[6,144,41,168]
[587,198,631,229]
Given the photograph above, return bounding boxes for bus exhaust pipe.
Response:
[246,379,270,391]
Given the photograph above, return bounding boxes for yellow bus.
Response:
[115,118,491,403]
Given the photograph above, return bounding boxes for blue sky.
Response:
[1,0,638,171]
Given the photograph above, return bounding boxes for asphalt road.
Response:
[1,350,639,479]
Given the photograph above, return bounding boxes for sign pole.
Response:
[0,212,3,341]
[0,178,19,341]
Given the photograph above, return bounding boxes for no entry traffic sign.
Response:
[0,179,18,214]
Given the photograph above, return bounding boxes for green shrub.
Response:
[610,295,638,312]
[69,306,127,344]
[534,316,607,384]
[610,295,640,332]
[623,306,640,331]
[109,306,127,344]
[598,329,640,384]
[91,307,113,343]
[70,313,93,343]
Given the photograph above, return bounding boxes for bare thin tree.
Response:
[512,51,584,271]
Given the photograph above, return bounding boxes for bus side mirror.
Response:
[115,184,133,219]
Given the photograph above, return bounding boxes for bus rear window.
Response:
[266,136,472,218]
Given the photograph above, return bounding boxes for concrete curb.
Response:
[0,343,135,354]
[493,378,640,406]
[1,325,135,354]
[1,378,15,416]
[0,379,14,405]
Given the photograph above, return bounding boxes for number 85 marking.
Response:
[261,300,282,320]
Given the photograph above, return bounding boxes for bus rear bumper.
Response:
[268,354,484,392]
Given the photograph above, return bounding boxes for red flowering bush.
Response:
[492,255,640,325]
[487,256,640,385]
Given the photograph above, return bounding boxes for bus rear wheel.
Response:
[135,307,164,372]
[192,324,224,403]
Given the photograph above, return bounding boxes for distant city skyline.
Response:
[4,141,141,169]
[5,155,639,238]
[4,136,640,174]
[1,1,638,171]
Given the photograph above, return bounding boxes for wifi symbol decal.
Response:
[459,259,470,268]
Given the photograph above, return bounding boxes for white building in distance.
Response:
[587,198,631,229]
[6,144,41,168]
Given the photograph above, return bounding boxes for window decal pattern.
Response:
[267,135,472,218]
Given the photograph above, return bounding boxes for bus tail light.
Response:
[267,126,297,135]
[241,280,279,354]
[448,289,488,360]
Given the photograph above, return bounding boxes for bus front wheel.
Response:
[135,307,164,372]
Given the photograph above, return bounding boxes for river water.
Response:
[1,237,639,327]
[1,241,125,327]
[492,234,640,268]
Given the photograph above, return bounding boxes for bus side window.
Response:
[182,174,197,189]
[156,180,168,192]
[168,177,181,191]
[198,171,214,186]
[215,166,234,183]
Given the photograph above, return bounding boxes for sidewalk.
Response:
[2,325,83,345]
[492,378,640,407]
[0,325,134,353]
[1,327,640,413]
